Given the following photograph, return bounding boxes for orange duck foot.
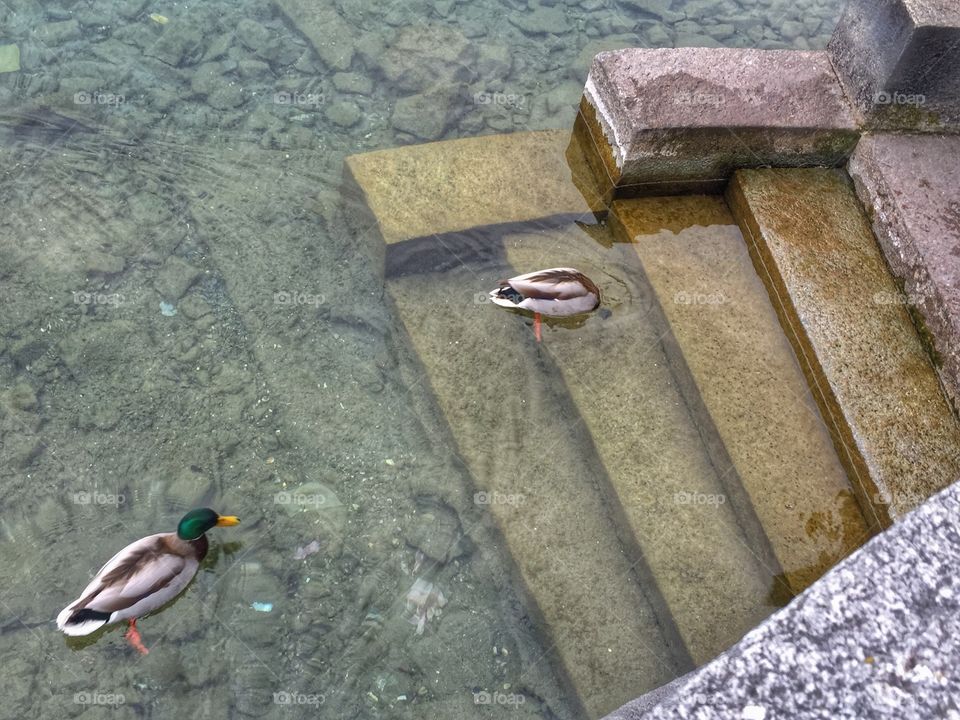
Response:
[124,619,149,655]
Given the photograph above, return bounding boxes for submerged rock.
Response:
[508,7,570,35]
[325,100,361,128]
[379,24,472,92]
[35,19,81,44]
[83,250,125,276]
[392,90,454,141]
[155,256,203,301]
[475,43,512,78]
[403,502,467,564]
[145,22,205,66]
[236,18,272,53]
[274,0,355,70]
[332,72,373,95]
[7,383,38,412]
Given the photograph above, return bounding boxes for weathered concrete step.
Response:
[577,48,858,197]
[829,0,960,131]
[387,262,682,717]
[499,222,777,665]
[610,195,872,593]
[727,168,960,523]
[847,133,960,412]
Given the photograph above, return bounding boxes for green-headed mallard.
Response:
[56,508,239,654]
[489,268,601,341]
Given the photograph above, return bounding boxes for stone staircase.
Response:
[342,130,960,718]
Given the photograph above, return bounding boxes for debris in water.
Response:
[403,578,447,635]
[149,13,169,24]
[159,301,177,316]
[293,540,321,560]
[0,44,20,74]
[250,602,273,613]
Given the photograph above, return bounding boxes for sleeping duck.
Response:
[489,268,601,341]
[56,508,239,654]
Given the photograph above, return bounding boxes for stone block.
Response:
[829,0,960,130]
[848,133,960,408]
[580,48,858,194]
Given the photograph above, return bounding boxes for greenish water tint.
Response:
[0,1,848,718]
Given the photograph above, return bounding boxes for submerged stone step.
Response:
[387,263,682,717]
[499,224,778,665]
[610,196,872,593]
[727,168,960,524]
[344,130,599,249]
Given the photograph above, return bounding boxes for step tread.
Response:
[727,168,960,521]
[345,131,594,245]
[389,266,679,717]
[613,195,871,592]
[500,226,778,665]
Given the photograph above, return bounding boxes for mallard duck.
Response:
[489,268,601,341]
[56,508,239,654]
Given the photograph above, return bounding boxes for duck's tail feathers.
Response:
[56,606,112,636]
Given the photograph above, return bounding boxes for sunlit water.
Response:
[0,1,851,719]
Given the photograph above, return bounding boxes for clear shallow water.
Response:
[0,1,851,719]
